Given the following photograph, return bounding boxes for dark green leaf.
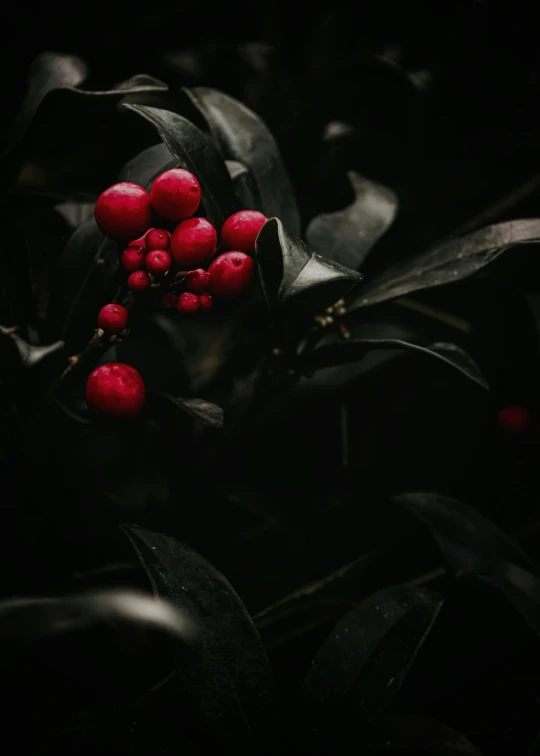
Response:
[303,587,443,723]
[351,219,540,309]
[305,338,488,389]
[0,326,63,368]
[48,217,118,351]
[370,713,483,754]
[226,159,260,209]
[118,143,176,192]
[394,492,534,576]
[184,87,301,235]
[122,104,237,229]
[491,561,540,634]
[120,525,278,751]
[160,395,224,428]
[0,588,195,648]
[306,171,398,269]
[256,218,363,323]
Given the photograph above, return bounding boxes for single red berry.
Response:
[170,217,217,268]
[150,169,201,221]
[95,182,152,241]
[145,249,172,275]
[86,362,145,417]
[127,270,151,291]
[121,245,146,272]
[162,292,178,307]
[497,405,533,433]
[145,227,170,250]
[199,293,213,311]
[221,210,267,254]
[208,251,254,299]
[177,292,200,313]
[97,304,128,334]
[185,268,210,293]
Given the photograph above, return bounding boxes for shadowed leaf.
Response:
[370,713,483,754]
[160,395,224,427]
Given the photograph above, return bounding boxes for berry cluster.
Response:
[86,169,266,418]
[95,168,266,316]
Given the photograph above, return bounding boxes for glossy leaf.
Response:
[121,525,277,751]
[118,143,176,192]
[306,171,398,269]
[351,219,540,309]
[0,588,196,648]
[370,713,483,754]
[394,492,534,575]
[256,218,363,322]
[226,159,260,209]
[184,87,301,235]
[0,326,63,369]
[304,586,443,723]
[48,217,118,351]
[304,338,488,389]
[160,395,224,428]
[123,104,237,229]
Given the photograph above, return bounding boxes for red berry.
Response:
[177,292,200,313]
[95,182,152,241]
[86,362,145,417]
[185,268,210,293]
[127,270,151,291]
[221,210,267,254]
[145,249,172,275]
[97,304,128,334]
[497,405,533,433]
[162,292,178,307]
[170,218,217,268]
[121,246,146,272]
[208,251,254,299]
[199,293,213,311]
[145,228,170,250]
[150,169,201,221]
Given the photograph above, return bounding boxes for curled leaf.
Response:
[122,103,237,229]
[306,171,398,269]
[185,87,301,235]
[0,326,63,369]
[352,219,540,309]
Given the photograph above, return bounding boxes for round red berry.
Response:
[150,169,201,221]
[185,268,210,293]
[145,228,170,250]
[221,210,267,254]
[95,183,152,241]
[162,292,178,307]
[170,218,217,268]
[97,304,128,334]
[145,250,171,275]
[199,293,213,311]
[208,251,254,299]
[177,292,200,313]
[86,362,145,417]
[121,246,146,272]
[497,405,533,433]
[127,270,151,291]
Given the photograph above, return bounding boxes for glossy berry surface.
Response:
[127,270,151,291]
[145,250,171,275]
[95,183,151,241]
[199,293,213,311]
[170,218,217,269]
[208,251,254,299]
[145,228,170,250]
[150,169,201,221]
[221,210,267,253]
[185,268,210,293]
[162,292,178,307]
[121,246,146,272]
[177,292,200,313]
[97,304,128,334]
[86,362,145,417]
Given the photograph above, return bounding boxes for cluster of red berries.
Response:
[95,168,266,319]
[85,169,266,417]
